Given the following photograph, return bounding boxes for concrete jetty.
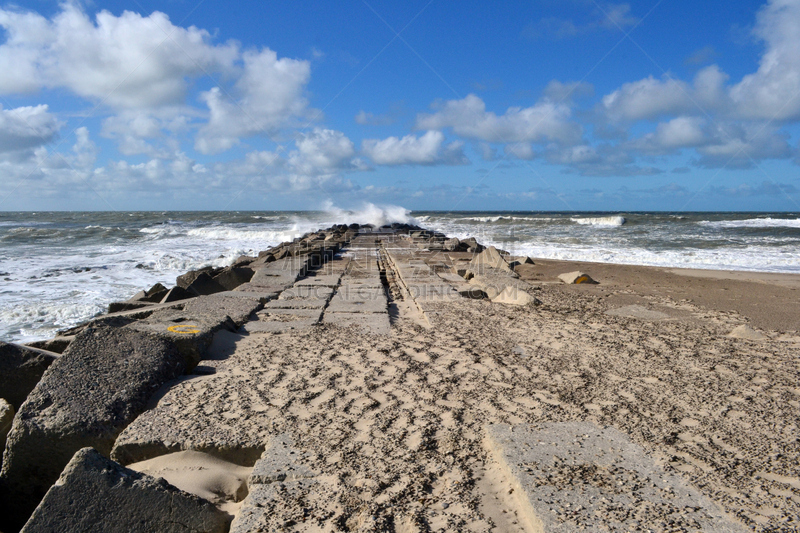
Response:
[0,223,778,531]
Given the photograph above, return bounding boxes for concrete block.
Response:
[323,313,391,335]
[213,290,275,304]
[0,327,185,531]
[293,274,342,287]
[0,398,13,464]
[490,286,539,306]
[182,294,262,326]
[20,448,228,533]
[0,342,58,410]
[256,308,323,321]
[240,320,318,334]
[249,434,315,484]
[486,423,747,533]
[327,296,387,314]
[278,286,335,300]
[558,270,598,284]
[265,298,328,309]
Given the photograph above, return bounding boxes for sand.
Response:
[110,251,800,531]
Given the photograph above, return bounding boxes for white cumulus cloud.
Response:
[195,48,311,154]
[415,94,582,145]
[0,4,238,108]
[362,131,467,166]
[0,104,60,153]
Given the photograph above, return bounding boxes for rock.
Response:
[212,267,254,291]
[461,237,484,253]
[231,255,256,268]
[176,268,214,289]
[0,398,14,464]
[728,324,767,340]
[142,283,169,303]
[468,246,516,277]
[0,342,59,410]
[558,271,598,284]
[160,285,195,303]
[185,272,226,296]
[513,263,539,280]
[507,256,534,269]
[490,286,540,306]
[0,327,185,530]
[23,337,72,354]
[443,237,460,251]
[457,287,487,299]
[19,448,228,533]
[107,301,153,314]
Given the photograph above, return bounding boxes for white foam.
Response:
[321,201,417,227]
[571,216,627,226]
[698,217,800,228]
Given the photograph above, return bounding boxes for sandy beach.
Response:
[110,241,800,530]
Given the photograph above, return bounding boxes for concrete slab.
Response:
[182,294,263,326]
[327,296,387,314]
[339,278,384,289]
[240,320,318,334]
[486,423,747,532]
[405,283,459,301]
[0,327,185,531]
[231,282,283,297]
[278,286,335,300]
[264,298,328,309]
[293,274,342,287]
[249,434,315,484]
[332,285,386,300]
[20,448,228,533]
[256,308,323,321]
[323,313,391,335]
[214,290,275,304]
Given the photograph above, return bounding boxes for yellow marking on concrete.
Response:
[167,324,201,334]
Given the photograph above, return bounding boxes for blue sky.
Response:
[0,0,799,211]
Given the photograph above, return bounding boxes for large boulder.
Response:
[0,326,185,531]
[20,448,228,533]
[0,342,59,410]
[467,246,516,277]
[212,267,254,291]
[0,398,14,464]
[184,272,226,296]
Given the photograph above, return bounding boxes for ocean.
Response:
[1,208,798,343]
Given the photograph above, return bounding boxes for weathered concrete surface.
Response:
[20,448,228,533]
[230,435,335,533]
[0,398,13,464]
[265,298,328,309]
[558,270,598,284]
[126,307,238,369]
[0,327,185,531]
[240,319,319,334]
[487,423,747,532]
[248,434,315,484]
[182,294,262,326]
[0,342,59,410]
[278,286,335,300]
[490,285,539,306]
[322,312,391,335]
[293,274,342,287]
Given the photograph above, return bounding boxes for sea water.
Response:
[1,208,798,342]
